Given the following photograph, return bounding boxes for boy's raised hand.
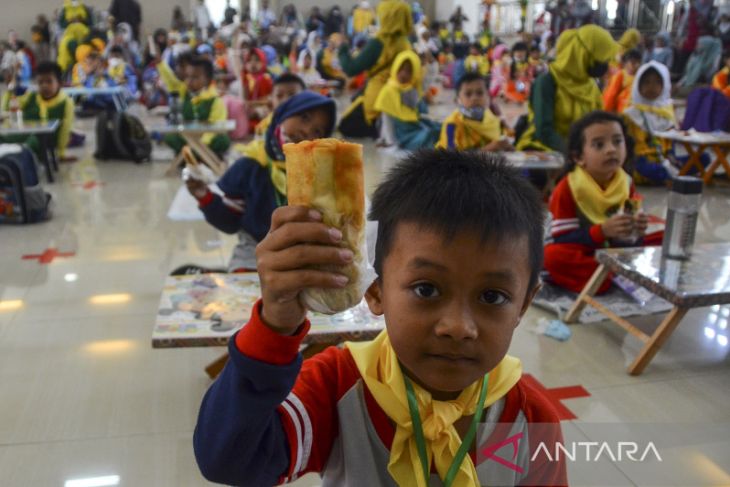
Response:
[256,206,353,335]
[601,214,634,240]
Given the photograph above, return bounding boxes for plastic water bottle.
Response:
[662,176,703,260]
[169,91,181,125]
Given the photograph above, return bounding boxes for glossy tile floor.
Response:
[1,95,729,487]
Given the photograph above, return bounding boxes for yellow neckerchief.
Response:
[374,50,422,122]
[568,165,630,224]
[190,84,219,105]
[437,108,501,150]
[108,62,127,82]
[31,91,69,120]
[464,55,489,76]
[346,331,521,487]
[238,138,287,196]
[254,112,272,137]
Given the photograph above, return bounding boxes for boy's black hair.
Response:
[177,51,195,67]
[622,48,643,63]
[274,72,306,90]
[512,41,528,53]
[529,45,541,53]
[369,150,545,290]
[189,56,214,81]
[564,110,635,176]
[109,45,125,56]
[35,61,63,82]
[470,42,482,51]
[455,71,488,93]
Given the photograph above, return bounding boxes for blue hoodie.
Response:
[199,91,336,242]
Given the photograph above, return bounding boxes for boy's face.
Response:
[458,79,489,109]
[513,49,527,63]
[280,107,330,143]
[396,61,413,85]
[185,65,210,93]
[272,81,303,109]
[625,59,641,76]
[37,72,60,100]
[469,47,480,56]
[366,223,537,400]
[529,50,540,60]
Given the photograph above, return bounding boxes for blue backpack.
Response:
[0,144,51,223]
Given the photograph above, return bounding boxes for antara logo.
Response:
[530,442,663,463]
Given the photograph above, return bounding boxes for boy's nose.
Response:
[435,301,479,340]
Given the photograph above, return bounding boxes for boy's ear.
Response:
[516,282,542,325]
[364,279,384,316]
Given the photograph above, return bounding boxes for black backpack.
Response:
[0,144,52,224]
[95,111,152,163]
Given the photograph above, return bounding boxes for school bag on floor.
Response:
[94,111,152,163]
[0,144,52,223]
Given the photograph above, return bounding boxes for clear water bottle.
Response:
[662,176,703,260]
[169,91,181,125]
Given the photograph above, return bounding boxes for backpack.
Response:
[0,144,52,224]
[681,87,730,132]
[94,111,152,163]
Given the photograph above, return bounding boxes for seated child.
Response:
[185,91,335,271]
[297,49,325,88]
[374,50,442,150]
[544,111,662,294]
[527,45,547,78]
[158,56,230,156]
[623,61,677,185]
[316,34,347,90]
[436,72,513,152]
[106,45,139,98]
[712,51,730,98]
[70,44,94,86]
[242,48,274,133]
[81,46,139,111]
[603,49,642,113]
[1,61,76,162]
[464,42,489,76]
[488,44,509,98]
[253,73,306,139]
[193,150,567,486]
[504,42,531,104]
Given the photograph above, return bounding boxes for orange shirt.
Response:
[712,67,730,98]
[603,69,633,113]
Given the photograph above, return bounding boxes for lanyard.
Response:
[404,373,490,487]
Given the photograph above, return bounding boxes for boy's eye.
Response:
[413,283,440,299]
[480,290,509,305]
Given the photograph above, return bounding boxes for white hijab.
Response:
[624,60,675,133]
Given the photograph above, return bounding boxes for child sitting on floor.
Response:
[241,48,274,133]
[185,91,336,272]
[1,61,76,162]
[193,150,567,486]
[436,72,513,151]
[544,111,662,294]
[253,73,306,139]
[503,42,531,104]
[158,55,230,157]
[374,50,441,150]
[712,51,730,98]
[603,49,642,113]
[622,61,678,185]
[464,42,489,76]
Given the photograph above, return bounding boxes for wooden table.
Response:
[503,151,565,193]
[565,244,730,375]
[654,130,730,184]
[152,273,384,378]
[0,119,60,183]
[149,120,235,177]
[63,86,129,112]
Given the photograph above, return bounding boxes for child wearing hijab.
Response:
[623,61,678,185]
[517,25,618,153]
[644,32,673,71]
[464,43,489,76]
[488,44,510,98]
[186,92,336,271]
[297,49,324,87]
[374,50,441,150]
[503,42,531,104]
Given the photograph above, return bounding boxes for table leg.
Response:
[702,146,730,185]
[185,136,226,176]
[628,306,689,376]
[205,353,229,379]
[37,134,54,183]
[678,143,707,177]
[49,147,58,171]
[564,264,610,323]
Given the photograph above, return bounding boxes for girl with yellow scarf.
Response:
[517,25,618,152]
[374,50,441,150]
[544,111,663,294]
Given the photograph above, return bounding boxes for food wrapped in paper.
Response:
[283,138,369,314]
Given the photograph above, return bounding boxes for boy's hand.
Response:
[185,177,209,199]
[256,206,353,335]
[634,213,649,236]
[601,214,634,240]
[484,139,515,152]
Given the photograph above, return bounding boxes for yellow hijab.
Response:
[436,108,501,150]
[347,331,521,487]
[568,166,630,224]
[374,50,422,122]
[618,28,641,53]
[377,0,413,39]
[550,25,618,130]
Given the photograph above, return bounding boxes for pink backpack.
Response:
[224,95,249,140]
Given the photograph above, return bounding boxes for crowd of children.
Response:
[5,1,730,483]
